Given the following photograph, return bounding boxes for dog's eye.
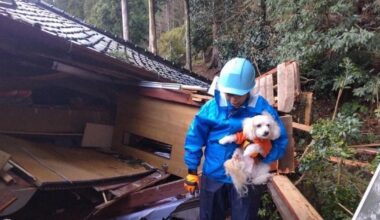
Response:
[267,124,270,127]
[257,124,261,128]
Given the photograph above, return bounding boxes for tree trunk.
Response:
[165,0,171,31]
[184,0,192,71]
[207,0,222,69]
[121,0,129,41]
[148,0,157,54]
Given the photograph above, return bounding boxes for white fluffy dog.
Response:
[219,112,281,196]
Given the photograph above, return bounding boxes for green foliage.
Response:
[340,102,368,115]
[266,0,380,94]
[189,0,275,70]
[353,73,380,105]
[258,192,281,220]
[85,0,122,36]
[158,26,186,64]
[333,58,364,92]
[299,113,370,219]
[371,153,380,171]
[46,0,149,46]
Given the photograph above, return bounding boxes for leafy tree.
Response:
[46,0,149,46]
[300,113,368,219]
[266,0,380,94]
[158,25,185,64]
[190,0,275,71]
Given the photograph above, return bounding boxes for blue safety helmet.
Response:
[218,57,256,95]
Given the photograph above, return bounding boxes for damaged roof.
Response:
[0,0,210,88]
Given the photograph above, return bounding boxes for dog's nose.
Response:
[263,131,269,136]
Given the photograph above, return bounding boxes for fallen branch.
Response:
[348,143,380,148]
[328,157,369,168]
[337,202,353,216]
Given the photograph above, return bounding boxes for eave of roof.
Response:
[0,0,210,87]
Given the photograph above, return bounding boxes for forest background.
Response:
[45,0,380,219]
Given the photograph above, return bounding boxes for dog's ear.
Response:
[262,111,281,140]
[269,116,281,140]
[243,117,256,140]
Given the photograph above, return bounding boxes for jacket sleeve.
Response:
[184,101,213,170]
[261,104,289,164]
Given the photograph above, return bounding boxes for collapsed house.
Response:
[0,0,324,219]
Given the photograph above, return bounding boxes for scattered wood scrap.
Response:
[292,122,312,133]
[89,171,170,218]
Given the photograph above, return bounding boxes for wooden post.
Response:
[278,115,295,173]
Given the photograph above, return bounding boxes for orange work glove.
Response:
[184,173,199,195]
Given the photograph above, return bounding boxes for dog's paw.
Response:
[219,135,236,145]
[243,144,261,157]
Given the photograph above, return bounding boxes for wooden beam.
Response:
[268,175,323,220]
[292,122,312,133]
[0,106,113,134]
[110,172,170,197]
[0,73,69,90]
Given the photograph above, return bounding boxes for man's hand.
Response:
[184,173,199,195]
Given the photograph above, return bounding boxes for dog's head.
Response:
[242,112,281,141]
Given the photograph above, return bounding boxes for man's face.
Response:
[225,93,249,108]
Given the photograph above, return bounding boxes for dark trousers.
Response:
[200,175,265,220]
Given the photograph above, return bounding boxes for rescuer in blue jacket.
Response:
[183,57,288,220]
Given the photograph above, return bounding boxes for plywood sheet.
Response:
[113,94,199,178]
[0,135,149,187]
[81,123,114,148]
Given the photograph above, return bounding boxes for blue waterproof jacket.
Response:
[184,90,288,183]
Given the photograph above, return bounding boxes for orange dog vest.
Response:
[234,132,272,159]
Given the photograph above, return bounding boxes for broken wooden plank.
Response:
[93,179,186,219]
[0,191,17,212]
[0,171,14,185]
[0,151,10,170]
[292,122,312,133]
[110,171,170,197]
[268,175,323,220]
[90,171,170,218]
